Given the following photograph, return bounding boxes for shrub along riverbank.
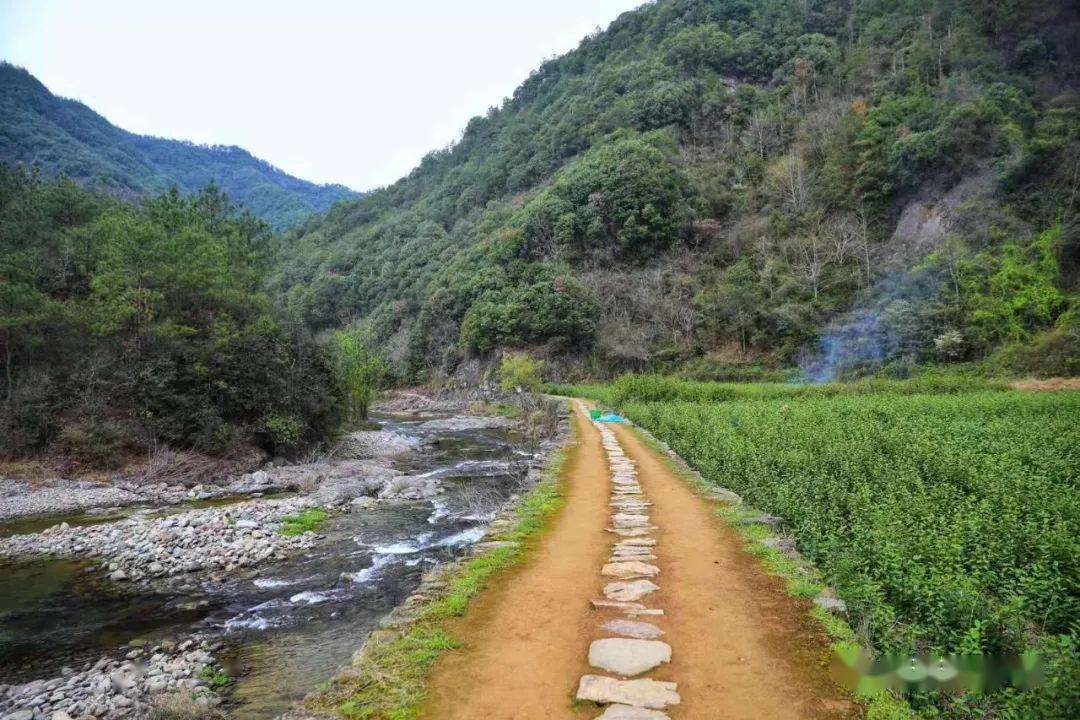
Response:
[563,377,1078,718]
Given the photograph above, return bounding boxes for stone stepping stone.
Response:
[594,705,670,719]
[576,676,680,710]
[589,638,672,676]
[601,619,664,639]
[603,579,659,602]
[625,607,664,617]
[612,546,656,556]
[607,527,657,537]
[618,538,656,547]
[609,554,657,564]
[602,561,660,578]
[591,598,645,611]
[612,514,650,528]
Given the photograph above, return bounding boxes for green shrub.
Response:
[497,353,545,394]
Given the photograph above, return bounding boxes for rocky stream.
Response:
[0,399,559,720]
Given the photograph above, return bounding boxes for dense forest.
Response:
[272,0,1079,382]
[0,164,343,460]
[0,63,358,230]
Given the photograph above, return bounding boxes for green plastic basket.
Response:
[589,409,602,420]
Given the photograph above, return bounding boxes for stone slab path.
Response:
[419,403,857,719]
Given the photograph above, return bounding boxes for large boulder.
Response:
[378,475,441,500]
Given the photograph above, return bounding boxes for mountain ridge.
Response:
[0,62,358,229]
[272,0,1080,381]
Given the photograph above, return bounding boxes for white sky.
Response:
[0,0,643,190]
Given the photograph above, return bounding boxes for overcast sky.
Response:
[0,0,643,190]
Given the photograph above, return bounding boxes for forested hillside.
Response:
[0,165,342,461]
[0,63,358,230]
[274,0,1079,381]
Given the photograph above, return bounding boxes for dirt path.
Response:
[420,404,856,719]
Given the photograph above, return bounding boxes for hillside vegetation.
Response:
[273,0,1079,381]
[0,164,342,462]
[0,63,358,230]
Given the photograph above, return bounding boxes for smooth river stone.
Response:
[603,579,660,602]
[601,619,664,639]
[589,638,672,676]
[576,676,681,709]
[595,705,669,719]
[602,561,660,578]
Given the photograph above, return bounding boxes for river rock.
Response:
[343,429,423,458]
[601,619,664,640]
[417,416,512,432]
[603,580,659,602]
[595,704,669,719]
[576,676,680,709]
[378,475,440,500]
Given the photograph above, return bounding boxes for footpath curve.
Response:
[419,402,856,719]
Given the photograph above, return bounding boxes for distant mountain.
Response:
[0,63,358,229]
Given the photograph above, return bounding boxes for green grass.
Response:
[305,417,573,720]
[198,666,232,690]
[600,382,1078,718]
[277,508,329,536]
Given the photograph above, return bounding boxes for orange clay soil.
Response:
[419,403,858,720]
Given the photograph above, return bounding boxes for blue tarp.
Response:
[597,413,626,423]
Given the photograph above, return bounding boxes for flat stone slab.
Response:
[595,705,669,719]
[625,607,664,617]
[609,554,657,563]
[591,598,645,611]
[601,619,664,639]
[576,675,680,709]
[602,561,660,578]
[618,538,656,547]
[589,638,672,676]
[607,527,657,537]
[611,550,657,560]
[612,514,650,528]
[603,579,660,602]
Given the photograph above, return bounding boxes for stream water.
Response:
[0,414,534,718]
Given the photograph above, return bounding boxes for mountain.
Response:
[0,63,358,229]
[271,0,1079,382]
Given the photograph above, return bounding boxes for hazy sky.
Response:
[0,0,642,190]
